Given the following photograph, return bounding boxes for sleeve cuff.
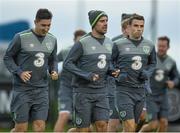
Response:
[17,68,23,76]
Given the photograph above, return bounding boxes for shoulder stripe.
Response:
[47,33,56,39]
[20,32,32,36]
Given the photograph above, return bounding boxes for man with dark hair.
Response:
[112,14,156,132]
[3,8,58,132]
[63,10,119,132]
[54,29,86,132]
[140,36,179,132]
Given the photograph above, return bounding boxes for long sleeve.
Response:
[169,62,179,86]
[48,39,58,73]
[3,34,23,76]
[63,42,93,81]
[111,43,119,69]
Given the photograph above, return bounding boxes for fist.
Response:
[112,69,120,77]
[92,74,99,81]
[20,71,32,83]
[51,71,58,80]
[166,80,175,89]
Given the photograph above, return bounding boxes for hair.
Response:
[128,14,144,25]
[73,29,86,41]
[158,36,170,48]
[121,19,129,30]
[35,8,53,20]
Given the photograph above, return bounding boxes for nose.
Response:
[137,26,143,31]
[44,27,49,32]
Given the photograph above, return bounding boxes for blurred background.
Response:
[0,0,180,131]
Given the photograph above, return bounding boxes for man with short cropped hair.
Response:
[64,10,119,132]
[140,36,179,132]
[112,14,156,132]
[4,8,58,132]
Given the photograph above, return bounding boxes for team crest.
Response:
[109,109,113,116]
[60,104,66,109]
[165,64,172,71]
[119,111,126,118]
[12,112,17,121]
[76,117,82,125]
[105,44,112,52]
[143,46,150,54]
[46,42,53,51]
[147,113,153,121]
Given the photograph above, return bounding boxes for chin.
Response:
[103,30,107,34]
[41,33,47,36]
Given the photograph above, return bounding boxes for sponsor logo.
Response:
[29,43,34,48]
[91,46,96,50]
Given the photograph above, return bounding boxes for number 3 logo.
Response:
[34,52,45,67]
[155,70,164,81]
[131,56,142,70]
[97,54,106,69]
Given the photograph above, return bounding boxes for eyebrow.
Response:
[41,24,51,26]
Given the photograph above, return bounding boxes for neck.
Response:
[129,35,141,41]
[33,29,44,36]
[158,53,167,58]
[91,30,105,39]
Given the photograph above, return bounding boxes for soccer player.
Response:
[63,10,118,132]
[140,36,179,132]
[107,13,132,132]
[54,29,86,132]
[3,8,58,132]
[112,14,156,132]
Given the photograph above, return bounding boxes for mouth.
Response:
[103,27,107,30]
[41,31,48,35]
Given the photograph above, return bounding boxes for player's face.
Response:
[94,16,108,35]
[34,19,51,36]
[129,19,144,39]
[157,40,169,56]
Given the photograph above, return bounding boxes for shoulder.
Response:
[112,34,124,42]
[19,29,32,37]
[166,55,176,64]
[47,32,57,40]
[62,45,73,52]
[114,36,129,45]
[79,33,91,42]
[105,36,113,42]
[141,38,154,47]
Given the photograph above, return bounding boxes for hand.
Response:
[92,74,99,81]
[112,69,120,77]
[20,71,32,82]
[166,80,175,89]
[51,71,58,80]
